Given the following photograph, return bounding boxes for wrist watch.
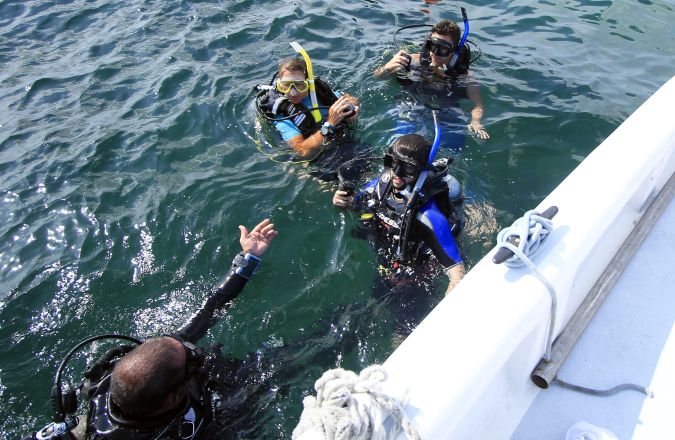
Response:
[320,121,334,136]
[231,252,261,280]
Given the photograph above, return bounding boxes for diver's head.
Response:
[427,20,461,66]
[385,134,432,190]
[109,336,188,419]
[277,56,309,105]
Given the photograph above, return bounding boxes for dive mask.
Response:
[165,334,205,376]
[276,79,310,94]
[428,37,455,57]
[384,154,420,179]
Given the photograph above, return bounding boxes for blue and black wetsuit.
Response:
[355,171,463,276]
[352,169,464,335]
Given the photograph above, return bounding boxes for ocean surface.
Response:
[1,0,673,437]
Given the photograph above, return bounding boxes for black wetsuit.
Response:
[393,50,475,150]
[79,259,252,440]
[177,269,248,344]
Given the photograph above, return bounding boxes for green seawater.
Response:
[0,0,673,437]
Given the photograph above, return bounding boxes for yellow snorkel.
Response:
[290,41,322,123]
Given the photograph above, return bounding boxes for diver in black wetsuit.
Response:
[374,16,490,147]
[333,134,467,337]
[28,219,277,440]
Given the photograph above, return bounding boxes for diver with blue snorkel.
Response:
[332,111,466,338]
[374,10,490,145]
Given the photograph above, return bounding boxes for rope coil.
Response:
[496,209,554,268]
[495,209,557,360]
[292,365,422,440]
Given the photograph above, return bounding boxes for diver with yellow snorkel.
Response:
[254,43,364,171]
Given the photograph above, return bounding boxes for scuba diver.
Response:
[332,132,467,337]
[374,11,490,145]
[254,43,372,182]
[27,219,277,440]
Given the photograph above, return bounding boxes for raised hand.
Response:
[239,219,277,257]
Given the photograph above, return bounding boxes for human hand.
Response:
[239,219,277,257]
[381,50,410,74]
[327,95,354,126]
[332,190,353,208]
[467,121,490,140]
[341,94,360,122]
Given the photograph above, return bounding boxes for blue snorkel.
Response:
[411,110,441,196]
[396,110,442,258]
[448,7,469,69]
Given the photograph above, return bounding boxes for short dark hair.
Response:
[389,134,432,167]
[278,56,307,77]
[110,337,185,415]
[431,20,461,42]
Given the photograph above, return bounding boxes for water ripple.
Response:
[1,0,674,437]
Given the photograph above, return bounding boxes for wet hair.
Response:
[389,134,432,167]
[278,56,307,77]
[431,20,461,43]
[110,336,185,415]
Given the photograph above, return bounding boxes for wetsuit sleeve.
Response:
[176,263,248,343]
[273,94,334,141]
[414,199,463,268]
[351,190,368,212]
[273,118,302,141]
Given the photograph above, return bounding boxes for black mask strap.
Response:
[164,334,205,376]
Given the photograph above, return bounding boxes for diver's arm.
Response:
[288,95,353,158]
[176,271,247,344]
[415,202,466,296]
[374,50,412,78]
[286,131,326,158]
[465,76,490,140]
[177,219,277,343]
[444,263,467,296]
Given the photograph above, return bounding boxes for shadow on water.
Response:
[1,0,674,437]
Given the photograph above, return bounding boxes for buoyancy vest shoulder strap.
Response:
[314,77,338,106]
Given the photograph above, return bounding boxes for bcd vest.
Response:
[79,347,208,439]
[366,161,461,265]
[255,77,339,138]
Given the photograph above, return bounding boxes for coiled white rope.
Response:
[495,209,556,360]
[292,365,422,440]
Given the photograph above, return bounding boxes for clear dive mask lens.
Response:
[276,80,310,94]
